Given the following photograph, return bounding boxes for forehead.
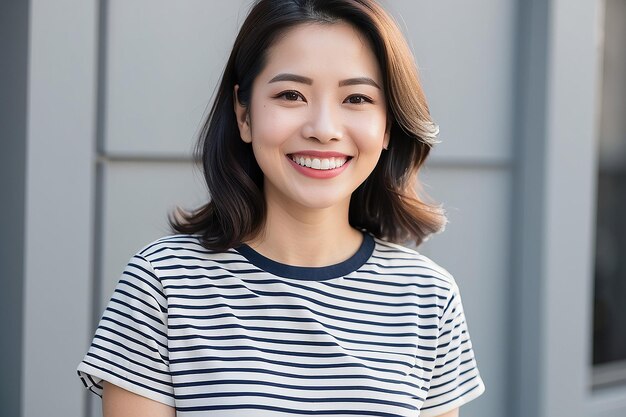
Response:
[259,22,382,81]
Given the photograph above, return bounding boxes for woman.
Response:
[78,1,485,416]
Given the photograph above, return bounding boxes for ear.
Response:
[233,85,252,143]
[383,122,391,150]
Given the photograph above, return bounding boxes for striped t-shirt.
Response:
[77,232,485,416]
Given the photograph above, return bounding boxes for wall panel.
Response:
[387,0,516,162]
[23,1,98,416]
[419,165,512,417]
[98,161,207,309]
[103,0,249,156]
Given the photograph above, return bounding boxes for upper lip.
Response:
[288,150,351,158]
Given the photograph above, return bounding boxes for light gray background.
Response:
[1,0,620,416]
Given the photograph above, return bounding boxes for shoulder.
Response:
[369,236,459,295]
[127,234,241,274]
[134,234,208,260]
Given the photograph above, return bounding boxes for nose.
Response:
[301,101,343,143]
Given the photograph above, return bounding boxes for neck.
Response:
[244,197,363,267]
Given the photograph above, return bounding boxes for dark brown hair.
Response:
[170,0,447,250]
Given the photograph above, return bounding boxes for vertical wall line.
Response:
[91,0,108,328]
[507,1,526,415]
[0,1,29,416]
[509,0,551,416]
[86,0,108,416]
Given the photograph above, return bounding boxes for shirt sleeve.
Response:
[419,281,485,416]
[77,253,175,407]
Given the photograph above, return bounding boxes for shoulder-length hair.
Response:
[171,0,447,250]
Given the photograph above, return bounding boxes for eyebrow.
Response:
[338,77,381,89]
[268,73,381,89]
[268,73,313,85]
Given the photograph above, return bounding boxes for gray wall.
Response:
[22,1,97,417]
[0,1,29,417]
[513,0,599,415]
[391,2,517,416]
[12,1,623,417]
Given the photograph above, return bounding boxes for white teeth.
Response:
[290,155,348,170]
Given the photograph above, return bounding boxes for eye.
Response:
[276,90,306,102]
[344,94,373,104]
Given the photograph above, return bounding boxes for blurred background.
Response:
[1,0,624,416]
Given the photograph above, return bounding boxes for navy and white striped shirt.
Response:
[77,232,485,416]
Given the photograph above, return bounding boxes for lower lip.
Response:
[287,156,351,179]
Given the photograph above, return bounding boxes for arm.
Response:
[434,408,459,417]
[102,381,175,417]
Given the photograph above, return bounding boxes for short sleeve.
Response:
[77,254,175,407]
[419,282,485,416]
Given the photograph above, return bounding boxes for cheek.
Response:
[346,112,388,148]
[250,106,302,146]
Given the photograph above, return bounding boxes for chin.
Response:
[292,194,351,211]
[299,199,342,210]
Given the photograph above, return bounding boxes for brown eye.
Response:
[345,95,373,104]
[277,90,304,101]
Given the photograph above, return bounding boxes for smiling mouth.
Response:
[288,154,352,170]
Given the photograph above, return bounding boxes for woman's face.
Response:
[235,22,389,213]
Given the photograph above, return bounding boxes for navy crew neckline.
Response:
[234,232,375,281]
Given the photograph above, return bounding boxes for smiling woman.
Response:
[234,22,389,226]
[77,1,485,416]
[171,0,445,252]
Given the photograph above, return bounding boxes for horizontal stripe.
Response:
[169,289,443,317]
[98,316,168,351]
[80,359,173,391]
[78,233,484,415]
[168,305,437,327]
[168,320,430,338]
[170,345,430,372]
[176,403,409,417]
[173,379,424,401]
[92,335,167,365]
[173,390,419,410]
[171,363,429,389]
[167,331,421,351]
